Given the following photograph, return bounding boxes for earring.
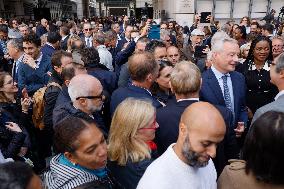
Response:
[72,162,76,166]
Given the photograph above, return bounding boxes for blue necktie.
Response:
[222,75,233,112]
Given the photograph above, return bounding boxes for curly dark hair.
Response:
[78,47,100,67]
[0,162,34,189]
[22,33,41,47]
[244,35,273,63]
[145,40,166,53]
[242,111,284,185]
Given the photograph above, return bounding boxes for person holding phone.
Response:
[0,72,32,161]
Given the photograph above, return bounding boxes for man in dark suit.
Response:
[7,38,24,82]
[200,35,248,139]
[41,31,61,57]
[110,52,162,115]
[36,18,48,38]
[81,22,93,48]
[18,34,52,96]
[59,26,70,51]
[116,25,133,52]
[156,61,200,155]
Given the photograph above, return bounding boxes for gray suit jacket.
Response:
[252,94,284,124]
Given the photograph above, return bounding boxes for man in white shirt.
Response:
[93,32,113,71]
[252,52,284,123]
[137,102,226,189]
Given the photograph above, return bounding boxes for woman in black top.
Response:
[150,60,174,106]
[0,72,32,160]
[237,36,278,115]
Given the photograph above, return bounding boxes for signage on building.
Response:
[176,0,194,13]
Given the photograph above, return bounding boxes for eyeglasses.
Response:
[76,91,104,100]
[139,117,159,130]
[84,28,92,31]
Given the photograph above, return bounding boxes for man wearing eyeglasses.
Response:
[53,74,106,133]
[82,23,93,48]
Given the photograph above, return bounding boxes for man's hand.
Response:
[23,54,38,69]
[234,122,245,138]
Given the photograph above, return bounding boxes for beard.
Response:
[181,135,210,168]
[87,100,103,113]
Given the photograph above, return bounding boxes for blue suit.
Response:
[41,44,56,58]
[115,37,128,53]
[200,68,248,126]
[110,84,162,115]
[156,100,198,155]
[18,54,52,95]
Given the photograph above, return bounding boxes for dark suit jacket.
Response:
[36,25,48,38]
[114,41,135,74]
[60,35,70,51]
[200,68,248,127]
[155,99,198,155]
[41,44,56,58]
[110,84,162,115]
[18,54,52,95]
[115,37,128,53]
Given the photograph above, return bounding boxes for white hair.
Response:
[68,75,98,102]
[211,32,238,53]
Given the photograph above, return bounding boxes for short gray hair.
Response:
[18,23,28,29]
[170,61,201,95]
[275,52,284,73]
[93,32,105,45]
[211,35,238,53]
[7,38,23,51]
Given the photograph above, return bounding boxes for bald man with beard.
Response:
[137,102,226,189]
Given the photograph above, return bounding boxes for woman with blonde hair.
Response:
[108,98,158,189]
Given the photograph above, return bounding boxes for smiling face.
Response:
[253,40,270,63]
[1,75,18,94]
[213,41,240,73]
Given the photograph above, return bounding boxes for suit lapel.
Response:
[207,69,225,105]
[230,72,239,112]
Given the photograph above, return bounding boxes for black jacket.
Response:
[53,102,106,134]
[107,158,152,189]
[0,102,30,159]
[43,70,63,130]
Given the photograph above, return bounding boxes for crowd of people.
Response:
[0,13,283,189]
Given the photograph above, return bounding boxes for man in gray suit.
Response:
[252,52,284,123]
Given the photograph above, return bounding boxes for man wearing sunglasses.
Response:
[53,74,106,133]
[81,23,93,48]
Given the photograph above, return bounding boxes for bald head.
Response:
[175,102,226,167]
[167,46,180,64]
[181,102,225,132]
[68,74,102,102]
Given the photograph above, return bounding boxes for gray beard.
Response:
[181,135,209,168]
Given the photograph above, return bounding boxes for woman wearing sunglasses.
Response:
[108,98,159,189]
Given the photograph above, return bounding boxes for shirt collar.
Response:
[35,52,43,63]
[46,42,55,49]
[177,98,199,102]
[275,90,284,101]
[250,61,270,71]
[211,65,230,79]
[61,35,68,41]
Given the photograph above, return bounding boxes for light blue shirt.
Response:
[211,65,235,113]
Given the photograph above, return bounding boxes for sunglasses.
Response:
[76,91,104,100]
[84,28,92,31]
